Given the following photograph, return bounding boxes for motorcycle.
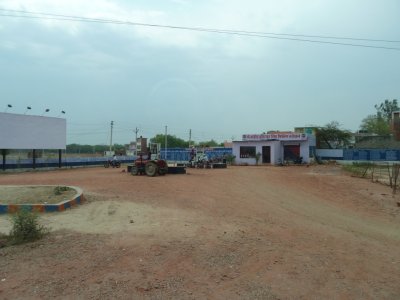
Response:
[294,156,303,164]
[104,160,121,168]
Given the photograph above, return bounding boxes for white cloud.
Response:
[170,0,190,5]
[0,41,16,50]
[65,50,125,71]
[0,0,315,56]
[25,41,65,58]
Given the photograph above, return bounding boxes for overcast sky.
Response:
[1,0,399,144]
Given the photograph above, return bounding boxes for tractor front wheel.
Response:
[145,161,158,177]
[131,165,139,175]
[158,165,168,175]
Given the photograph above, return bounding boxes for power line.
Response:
[67,121,234,142]
[0,8,399,51]
[1,8,399,43]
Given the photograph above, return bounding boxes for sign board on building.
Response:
[242,133,307,141]
[0,112,66,149]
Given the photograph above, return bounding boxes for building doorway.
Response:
[262,146,271,163]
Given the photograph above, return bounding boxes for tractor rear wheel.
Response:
[131,165,139,175]
[145,161,158,177]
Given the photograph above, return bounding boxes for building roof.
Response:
[266,131,294,134]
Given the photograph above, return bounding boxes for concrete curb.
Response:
[0,186,85,214]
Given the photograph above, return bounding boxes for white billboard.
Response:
[0,112,66,149]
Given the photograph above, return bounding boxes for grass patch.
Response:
[0,232,8,248]
[342,162,374,177]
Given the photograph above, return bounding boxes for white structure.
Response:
[233,133,310,165]
[0,112,67,169]
[0,112,66,149]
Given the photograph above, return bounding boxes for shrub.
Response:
[225,154,236,165]
[54,186,70,195]
[8,209,48,245]
[255,152,261,165]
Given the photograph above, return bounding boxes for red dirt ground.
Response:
[0,165,400,299]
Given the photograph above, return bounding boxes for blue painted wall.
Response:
[343,149,400,161]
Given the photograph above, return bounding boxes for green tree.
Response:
[197,139,220,147]
[360,115,391,136]
[316,121,352,149]
[375,99,399,121]
[360,99,399,135]
[150,134,188,148]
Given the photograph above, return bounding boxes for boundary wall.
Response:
[7,148,398,168]
[316,149,400,161]
[1,156,134,170]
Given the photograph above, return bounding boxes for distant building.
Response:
[125,142,136,156]
[128,141,137,151]
[136,137,148,155]
[392,111,400,141]
[294,127,317,147]
[294,126,317,155]
[223,141,233,148]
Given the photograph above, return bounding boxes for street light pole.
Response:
[4,104,12,113]
[41,108,50,116]
[134,127,139,156]
[24,106,31,114]
[110,121,114,153]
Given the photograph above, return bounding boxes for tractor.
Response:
[131,143,168,177]
[131,155,168,176]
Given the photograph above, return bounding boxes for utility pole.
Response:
[165,125,168,161]
[134,127,139,156]
[110,121,114,153]
[189,129,192,147]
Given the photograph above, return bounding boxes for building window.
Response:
[240,146,256,158]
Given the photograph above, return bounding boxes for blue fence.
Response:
[1,156,135,170]
[205,147,233,159]
[343,149,400,161]
[160,148,233,161]
[160,149,190,161]
[1,148,234,170]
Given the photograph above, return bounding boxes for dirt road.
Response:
[1,165,400,299]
